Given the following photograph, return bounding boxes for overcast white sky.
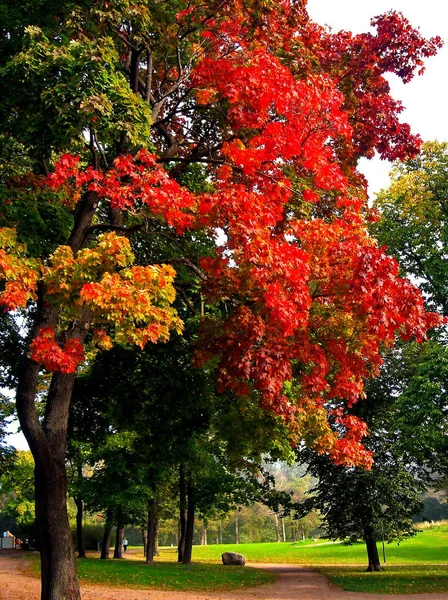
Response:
[5,2,448,451]
[307,0,448,195]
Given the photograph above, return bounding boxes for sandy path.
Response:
[1,550,448,600]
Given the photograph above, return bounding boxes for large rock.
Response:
[221,551,246,566]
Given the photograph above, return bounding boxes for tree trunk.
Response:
[291,518,297,542]
[100,511,113,559]
[281,517,286,542]
[235,514,239,544]
[145,497,157,564]
[177,464,187,563]
[274,513,280,542]
[14,191,99,600]
[114,523,124,559]
[364,525,381,572]
[153,517,160,556]
[182,476,195,564]
[17,360,81,600]
[34,456,80,600]
[200,522,207,545]
[141,528,147,557]
[74,496,86,558]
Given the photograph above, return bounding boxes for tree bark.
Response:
[200,522,207,545]
[145,497,157,564]
[182,476,195,564]
[100,511,113,559]
[34,454,80,600]
[74,496,86,558]
[114,523,124,559]
[15,191,98,599]
[17,358,81,600]
[364,525,381,572]
[235,514,239,544]
[153,516,160,556]
[274,513,280,542]
[177,464,187,563]
[141,527,148,557]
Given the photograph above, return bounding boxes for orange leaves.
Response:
[30,328,85,373]
[0,228,40,311]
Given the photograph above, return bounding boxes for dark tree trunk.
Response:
[17,358,81,600]
[100,511,113,560]
[35,455,80,600]
[74,496,86,558]
[364,525,381,572]
[145,497,157,564]
[15,191,98,600]
[182,476,195,565]
[114,523,124,559]
[177,464,187,563]
[141,528,147,557]
[153,516,160,556]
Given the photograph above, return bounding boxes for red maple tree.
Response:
[0,2,442,598]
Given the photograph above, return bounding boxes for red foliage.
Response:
[30,328,85,374]
[14,2,444,466]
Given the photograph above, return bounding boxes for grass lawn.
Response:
[24,525,448,594]
[185,525,448,594]
[26,554,275,592]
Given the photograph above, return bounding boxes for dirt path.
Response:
[1,551,448,600]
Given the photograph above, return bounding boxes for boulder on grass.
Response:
[221,551,246,566]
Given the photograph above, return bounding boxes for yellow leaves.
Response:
[44,231,182,351]
[0,228,40,311]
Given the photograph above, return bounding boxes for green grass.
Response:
[26,554,275,592]
[24,525,448,594]
[187,526,448,566]
[186,526,448,594]
[319,564,448,595]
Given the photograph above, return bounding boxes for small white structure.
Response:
[0,532,15,549]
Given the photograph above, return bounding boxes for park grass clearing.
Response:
[319,564,448,595]
[25,554,275,592]
[24,524,448,594]
[185,525,448,594]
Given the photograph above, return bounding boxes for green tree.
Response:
[297,382,426,571]
[0,450,36,539]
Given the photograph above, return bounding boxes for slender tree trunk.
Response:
[100,511,113,559]
[153,517,160,556]
[291,518,297,542]
[145,497,157,564]
[178,464,187,562]
[114,523,124,559]
[142,528,147,557]
[200,522,207,545]
[364,525,381,572]
[235,514,239,544]
[219,520,223,545]
[74,497,86,558]
[274,513,280,542]
[182,476,195,564]
[281,517,286,543]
